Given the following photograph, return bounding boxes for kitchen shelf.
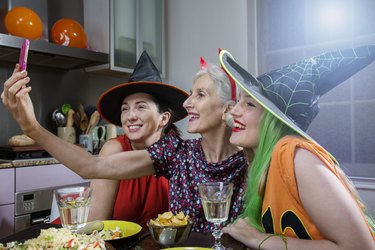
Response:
[0,34,108,70]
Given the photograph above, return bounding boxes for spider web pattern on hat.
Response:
[254,45,375,131]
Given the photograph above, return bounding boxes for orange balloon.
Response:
[51,18,87,49]
[5,6,43,40]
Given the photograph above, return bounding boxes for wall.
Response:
[164,0,250,138]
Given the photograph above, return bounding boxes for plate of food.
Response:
[99,220,142,245]
[0,227,108,249]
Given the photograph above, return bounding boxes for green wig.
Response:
[240,110,296,231]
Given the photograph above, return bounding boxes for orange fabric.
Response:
[262,135,374,240]
[112,135,169,229]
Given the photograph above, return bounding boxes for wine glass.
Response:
[198,182,233,250]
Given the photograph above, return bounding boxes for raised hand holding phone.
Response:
[19,39,30,71]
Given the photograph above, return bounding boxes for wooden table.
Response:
[0,223,247,250]
[133,231,247,249]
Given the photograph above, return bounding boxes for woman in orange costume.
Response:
[220,46,375,249]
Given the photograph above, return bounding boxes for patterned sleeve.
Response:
[146,134,184,178]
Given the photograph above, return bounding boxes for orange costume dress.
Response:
[261,135,374,240]
[112,135,169,228]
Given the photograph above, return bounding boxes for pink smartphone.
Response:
[18,39,30,71]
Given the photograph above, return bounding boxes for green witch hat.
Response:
[220,45,375,141]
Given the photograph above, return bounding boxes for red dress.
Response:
[112,135,170,228]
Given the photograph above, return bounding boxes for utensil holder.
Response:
[57,127,76,144]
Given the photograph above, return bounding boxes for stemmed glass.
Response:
[198,182,233,250]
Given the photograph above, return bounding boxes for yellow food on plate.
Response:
[100,220,142,242]
[150,211,190,227]
[99,227,123,240]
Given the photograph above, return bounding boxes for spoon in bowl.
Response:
[76,220,104,235]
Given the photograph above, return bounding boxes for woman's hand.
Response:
[223,219,290,249]
[1,64,38,134]
[223,218,262,248]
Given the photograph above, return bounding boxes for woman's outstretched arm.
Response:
[1,65,155,180]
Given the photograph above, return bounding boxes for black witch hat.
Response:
[98,51,189,126]
[220,45,375,141]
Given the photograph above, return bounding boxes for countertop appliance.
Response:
[0,145,51,161]
[14,187,54,232]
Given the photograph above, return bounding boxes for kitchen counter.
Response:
[0,162,12,169]
[0,158,60,169]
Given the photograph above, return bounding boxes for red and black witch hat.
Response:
[98,51,189,126]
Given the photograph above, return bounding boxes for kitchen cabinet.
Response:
[0,168,15,239]
[0,0,164,73]
[0,0,108,70]
[0,205,14,239]
[0,164,89,238]
[0,168,14,205]
[15,164,87,192]
[85,0,165,76]
[0,34,108,70]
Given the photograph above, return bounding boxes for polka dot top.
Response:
[146,134,248,232]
